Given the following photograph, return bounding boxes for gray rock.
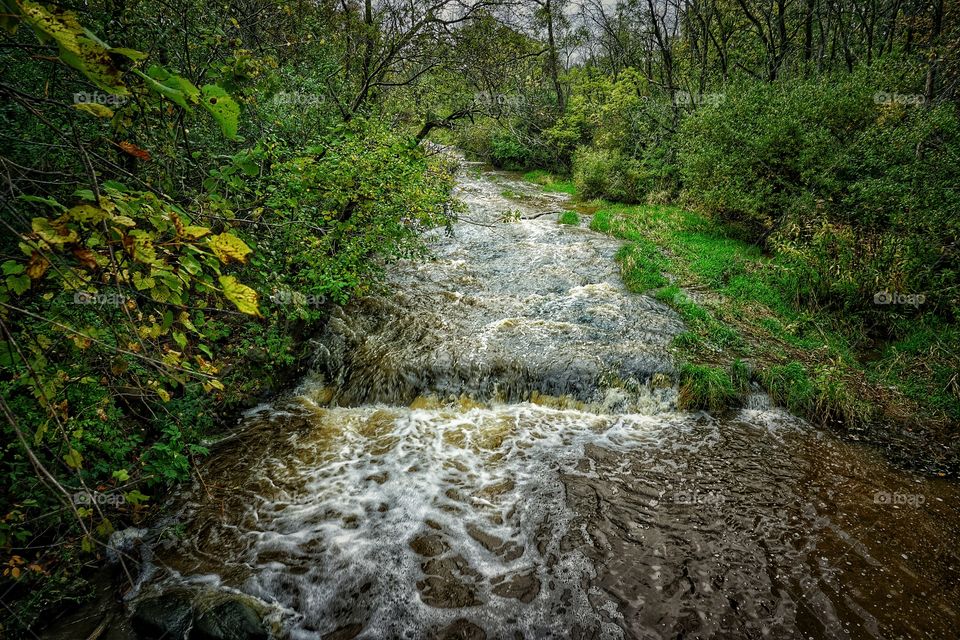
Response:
[190,599,268,640]
[132,593,192,640]
[106,528,149,565]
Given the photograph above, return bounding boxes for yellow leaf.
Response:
[32,217,77,244]
[66,204,109,223]
[72,102,114,118]
[218,275,260,316]
[209,232,251,264]
[182,225,210,239]
[111,214,137,227]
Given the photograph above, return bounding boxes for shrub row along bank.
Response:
[468,66,958,331]
[448,3,957,462]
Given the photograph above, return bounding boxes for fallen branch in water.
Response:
[521,210,563,220]
[458,216,500,228]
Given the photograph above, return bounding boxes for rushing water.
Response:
[95,162,960,639]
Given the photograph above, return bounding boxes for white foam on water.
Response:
[179,402,722,637]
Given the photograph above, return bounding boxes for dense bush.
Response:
[572,148,646,202]
[0,1,458,629]
[677,69,960,320]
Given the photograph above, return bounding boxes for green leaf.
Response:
[6,274,30,295]
[32,217,78,244]
[19,194,66,211]
[172,331,187,349]
[134,66,199,109]
[182,225,210,239]
[2,260,25,276]
[109,47,146,61]
[200,84,240,139]
[218,275,260,316]
[132,271,155,291]
[96,518,114,537]
[67,204,109,223]
[17,1,130,94]
[123,489,149,506]
[111,469,129,482]
[179,311,199,334]
[63,448,83,469]
[179,253,202,275]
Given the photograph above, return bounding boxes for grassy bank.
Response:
[593,202,958,474]
[519,175,958,475]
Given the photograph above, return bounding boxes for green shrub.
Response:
[572,148,645,202]
[677,68,960,323]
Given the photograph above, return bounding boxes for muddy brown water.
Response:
[67,162,960,639]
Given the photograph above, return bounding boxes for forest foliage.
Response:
[0,0,463,629]
[0,0,957,633]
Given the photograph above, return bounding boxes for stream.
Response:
[57,161,960,639]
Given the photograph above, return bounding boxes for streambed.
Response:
[57,161,960,640]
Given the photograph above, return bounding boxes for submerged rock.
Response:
[131,590,270,640]
[131,593,192,639]
[465,524,523,561]
[432,618,486,639]
[322,623,364,639]
[491,570,540,603]
[417,555,484,607]
[191,599,268,640]
[409,533,448,557]
[106,527,149,565]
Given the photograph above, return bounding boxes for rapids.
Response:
[78,160,960,639]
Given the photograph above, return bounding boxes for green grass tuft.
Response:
[614,242,668,292]
[558,210,579,225]
[759,362,815,414]
[678,363,739,412]
[542,180,576,194]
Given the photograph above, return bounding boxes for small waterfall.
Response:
[106,164,960,640]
